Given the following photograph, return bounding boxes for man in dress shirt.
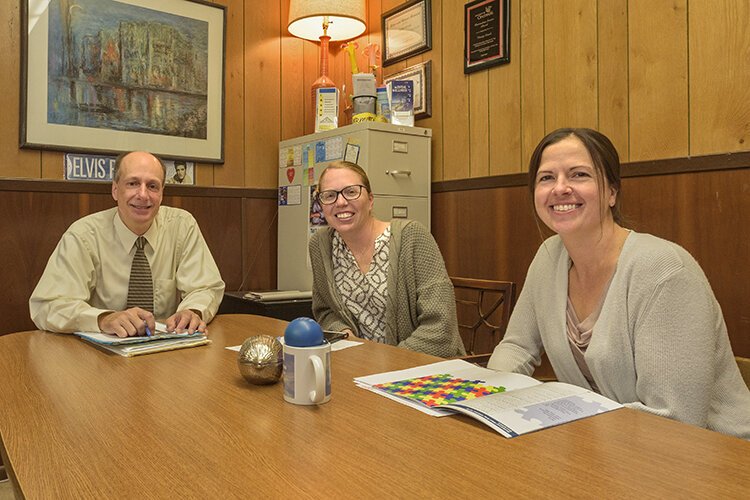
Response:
[29,151,225,337]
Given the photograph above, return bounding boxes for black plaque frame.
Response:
[464,0,510,74]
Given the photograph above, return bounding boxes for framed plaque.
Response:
[464,0,510,74]
[382,0,432,66]
[383,61,432,120]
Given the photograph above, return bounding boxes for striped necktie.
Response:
[126,236,154,312]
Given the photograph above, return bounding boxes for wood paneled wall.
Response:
[0,180,276,335]
[378,0,750,181]
[2,1,749,183]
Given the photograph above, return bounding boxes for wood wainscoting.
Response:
[0,180,277,335]
[432,167,750,358]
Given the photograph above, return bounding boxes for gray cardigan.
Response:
[309,219,465,358]
[488,231,750,439]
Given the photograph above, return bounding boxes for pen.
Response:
[144,321,152,337]
[323,330,349,343]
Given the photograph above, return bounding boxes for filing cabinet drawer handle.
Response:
[385,170,412,176]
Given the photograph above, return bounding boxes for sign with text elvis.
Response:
[65,153,116,181]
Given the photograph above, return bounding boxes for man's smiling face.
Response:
[111,152,165,235]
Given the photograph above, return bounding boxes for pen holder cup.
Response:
[353,95,376,115]
[282,343,331,405]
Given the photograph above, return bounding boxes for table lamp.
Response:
[288,0,367,110]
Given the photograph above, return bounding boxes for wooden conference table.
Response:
[1,315,748,498]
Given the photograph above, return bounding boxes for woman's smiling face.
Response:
[533,135,616,238]
[318,167,374,236]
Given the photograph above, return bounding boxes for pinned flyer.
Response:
[315,87,339,133]
[387,80,414,127]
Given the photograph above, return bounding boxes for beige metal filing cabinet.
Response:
[277,122,432,291]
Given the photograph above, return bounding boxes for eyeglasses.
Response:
[317,185,367,205]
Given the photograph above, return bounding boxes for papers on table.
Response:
[75,322,192,345]
[91,336,211,357]
[354,360,539,417]
[226,338,363,352]
[243,290,312,302]
[354,359,623,437]
[75,323,210,357]
[327,339,363,351]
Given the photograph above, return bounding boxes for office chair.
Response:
[450,277,515,367]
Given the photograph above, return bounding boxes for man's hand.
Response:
[98,308,155,338]
[166,309,206,334]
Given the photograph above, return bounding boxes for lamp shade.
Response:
[288,0,367,41]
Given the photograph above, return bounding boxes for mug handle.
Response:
[309,355,325,404]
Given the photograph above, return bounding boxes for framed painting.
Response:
[21,0,226,163]
[382,0,431,66]
[464,0,510,74]
[383,61,432,120]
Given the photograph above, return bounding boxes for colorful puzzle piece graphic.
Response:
[374,373,505,407]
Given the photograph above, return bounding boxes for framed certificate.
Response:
[464,0,510,74]
[382,0,432,66]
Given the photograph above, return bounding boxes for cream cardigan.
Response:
[488,231,750,439]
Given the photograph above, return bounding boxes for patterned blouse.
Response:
[332,226,391,342]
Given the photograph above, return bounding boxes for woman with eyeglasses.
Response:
[308,160,465,357]
[487,128,750,439]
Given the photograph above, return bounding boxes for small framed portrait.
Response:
[165,160,195,185]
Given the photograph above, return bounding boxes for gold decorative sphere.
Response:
[238,335,283,385]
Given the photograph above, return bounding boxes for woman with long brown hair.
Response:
[488,128,750,439]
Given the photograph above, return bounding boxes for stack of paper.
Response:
[243,290,312,302]
[75,324,210,357]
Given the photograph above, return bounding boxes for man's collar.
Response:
[114,210,159,250]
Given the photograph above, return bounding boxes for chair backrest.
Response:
[450,277,515,356]
[737,356,750,389]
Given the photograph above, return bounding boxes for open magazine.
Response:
[354,360,622,438]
